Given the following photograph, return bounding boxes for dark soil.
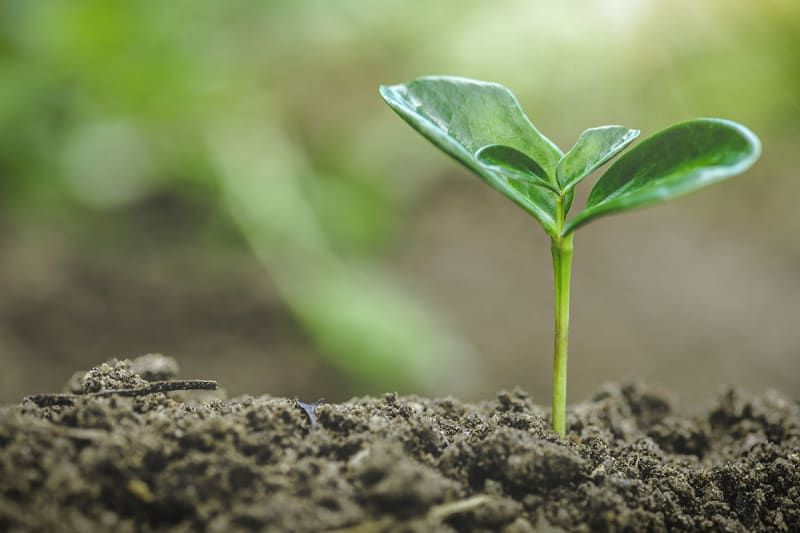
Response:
[1,356,798,532]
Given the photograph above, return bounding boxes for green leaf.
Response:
[380,76,563,237]
[474,144,558,193]
[556,126,639,191]
[562,119,761,235]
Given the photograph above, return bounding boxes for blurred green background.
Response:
[1,0,798,405]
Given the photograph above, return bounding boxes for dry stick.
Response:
[24,380,218,407]
[427,495,492,523]
[20,419,109,441]
[329,496,493,532]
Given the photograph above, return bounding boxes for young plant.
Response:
[379,76,761,438]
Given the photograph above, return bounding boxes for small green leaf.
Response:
[556,126,639,191]
[380,76,563,237]
[475,144,559,193]
[563,119,761,235]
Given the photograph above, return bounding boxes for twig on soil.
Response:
[427,495,491,522]
[24,380,218,407]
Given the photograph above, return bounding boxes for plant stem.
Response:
[551,198,574,438]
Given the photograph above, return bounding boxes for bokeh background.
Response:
[1,0,798,406]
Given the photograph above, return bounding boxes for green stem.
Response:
[550,199,574,438]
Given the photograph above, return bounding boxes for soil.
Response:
[1,356,798,532]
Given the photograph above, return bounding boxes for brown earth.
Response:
[1,355,798,532]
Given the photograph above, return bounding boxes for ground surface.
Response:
[1,355,799,532]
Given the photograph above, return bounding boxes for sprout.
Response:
[380,76,760,438]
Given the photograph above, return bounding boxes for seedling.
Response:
[380,76,760,438]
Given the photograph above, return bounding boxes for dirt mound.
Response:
[1,356,798,532]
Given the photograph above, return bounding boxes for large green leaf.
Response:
[556,126,639,191]
[562,119,761,235]
[380,76,564,237]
